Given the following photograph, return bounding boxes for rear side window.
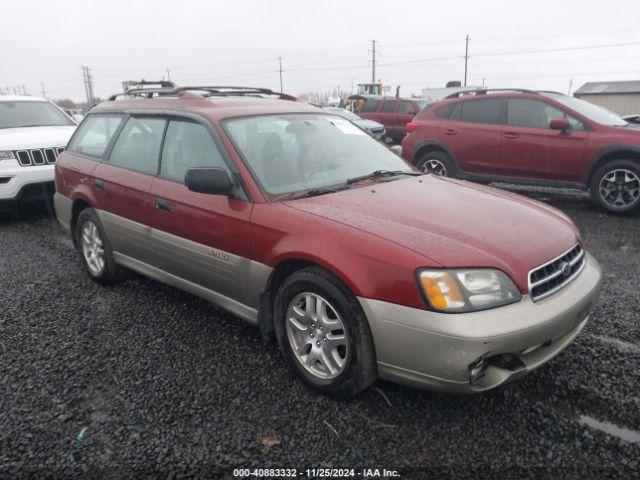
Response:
[360,100,381,113]
[160,120,228,183]
[435,105,451,118]
[67,115,123,158]
[459,99,501,125]
[381,101,397,113]
[108,117,166,175]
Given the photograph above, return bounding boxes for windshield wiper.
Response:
[278,186,349,201]
[346,169,421,185]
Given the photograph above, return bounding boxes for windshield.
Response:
[0,101,74,128]
[543,93,627,126]
[224,113,413,197]
[323,108,360,121]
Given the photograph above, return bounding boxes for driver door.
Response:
[149,118,253,305]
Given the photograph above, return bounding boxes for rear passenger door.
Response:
[92,115,166,264]
[439,98,504,175]
[149,118,253,306]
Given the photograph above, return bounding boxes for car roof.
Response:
[0,95,48,102]
[90,95,321,121]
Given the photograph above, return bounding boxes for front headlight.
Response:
[418,269,521,313]
[0,151,15,161]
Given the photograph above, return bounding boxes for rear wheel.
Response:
[590,160,640,214]
[75,208,124,284]
[415,150,453,177]
[274,267,377,398]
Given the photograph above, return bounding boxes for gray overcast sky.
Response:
[2,0,640,101]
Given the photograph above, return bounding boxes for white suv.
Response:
[0,95,76,211]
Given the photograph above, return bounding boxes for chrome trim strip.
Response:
[16,150,32,166]
[30,149,45,165]
[113,252,259,324]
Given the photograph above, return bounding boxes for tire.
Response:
[273,267,377,398]
[589,159,640,215]
[415,150,454,177]
[75,208,124,284]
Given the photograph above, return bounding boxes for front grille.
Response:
[13,147,64,167]
[529,244,585,301]
[371,127,384,134]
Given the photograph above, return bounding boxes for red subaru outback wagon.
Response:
[402,89,640,214]
[54,87,602,397]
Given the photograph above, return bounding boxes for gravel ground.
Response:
[0,189,639,479]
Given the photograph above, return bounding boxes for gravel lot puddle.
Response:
[592,335,640,354]
[578,415,640,444]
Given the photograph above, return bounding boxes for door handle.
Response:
[155,198,170,212]
[93,179,105,190]
[504,132,520,139]
[443,129,457,135]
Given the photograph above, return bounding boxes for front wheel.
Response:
[415,150,453,177]
[274,267,377,398]
[590,160,640,214]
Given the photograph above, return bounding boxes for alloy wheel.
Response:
[285,292,349,380]
[421,158,447,176]
[598,168,640,209]
[81,221,105,275]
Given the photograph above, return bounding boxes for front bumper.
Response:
[0,159,55,200]
[358,252,602,393]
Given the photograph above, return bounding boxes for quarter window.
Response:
[108,117,166,175]
[459,99,501,125]
[160,120,228,183]
[67,115,123,158]
[381,101,397,113]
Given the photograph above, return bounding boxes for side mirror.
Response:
[550,118,570,132]
[185,167,233,195]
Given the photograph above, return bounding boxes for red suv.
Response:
[54,87,601,397]
[357,97,428,143]
[402,89,640,214]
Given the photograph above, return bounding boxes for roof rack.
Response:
[444,88,538,99]
[175,86,297,101]
[107,87,178,101]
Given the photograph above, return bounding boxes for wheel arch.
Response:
[70,196,96,244]
[587,145,640,184]
[257,256,361,340]
[412,140,459,172]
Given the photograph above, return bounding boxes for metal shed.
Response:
[574,80,640,115]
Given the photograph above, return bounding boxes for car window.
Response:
[160,120,228,183]
[543,104,587,131]
[435,105,451,119]
[108,117,166,175]
[399,101,417,115]
[507,99,548,128]
[360,100,381,113]
[460,98,501,125]
[380,101,397,113]
[449,102,463,121]
[67,114,124,158]
[0,101,75,128]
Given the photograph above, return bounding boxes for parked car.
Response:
[401,89,640,214]
[0,96,76,213]
[622,114,640,125]
[322,107,385,140]
[357,96,428,143]
[54,88,601,397]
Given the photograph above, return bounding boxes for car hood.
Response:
[353,119,384,130]
[0,126,76,150]
[284,175,580,292]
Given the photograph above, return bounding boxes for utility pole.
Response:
[81,65,95,105]
[166,68,171,83]
[370,40,377,83]
[464,35,470,87]
[277,55,284,92]
[41,82,47,98]
[22,85,27,95]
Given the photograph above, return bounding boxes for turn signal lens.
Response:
[418,268,521,313]
[419,271,465,310]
